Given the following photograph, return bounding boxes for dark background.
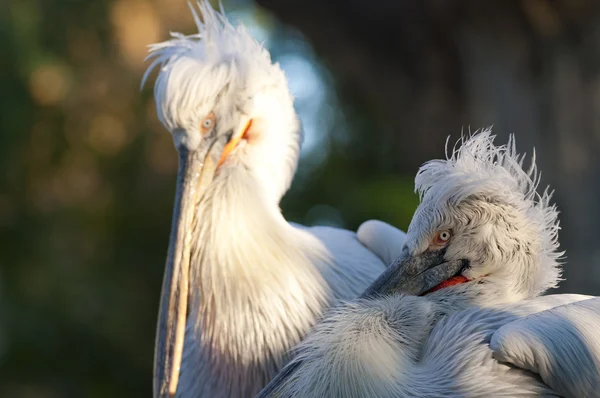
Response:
[2,0,599,396]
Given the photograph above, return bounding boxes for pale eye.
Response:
[202,118,213,129]
[434,230,452,245]
[200,113,216,133]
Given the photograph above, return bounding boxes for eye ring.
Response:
[202,118,213,129]
[200,112,216,134]
[434,230,452,245]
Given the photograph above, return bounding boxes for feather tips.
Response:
[141,1,275,130]
[415,129,563,296]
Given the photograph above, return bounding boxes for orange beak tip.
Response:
[217,119,253,166]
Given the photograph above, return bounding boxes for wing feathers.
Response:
[491,298,600,398]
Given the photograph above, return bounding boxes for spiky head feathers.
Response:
[408,130,562,299]
[142,1,289,130]
[142,1,302,202]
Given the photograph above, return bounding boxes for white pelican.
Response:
[258,131,600,397]
[142,2,402,397]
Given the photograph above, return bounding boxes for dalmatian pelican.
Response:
[142,2,404,396]
[258,131,600,397]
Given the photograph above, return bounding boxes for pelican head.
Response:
[142,2,301,396]
[363,129,562,305]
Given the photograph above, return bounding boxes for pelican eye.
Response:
[200,112,216,134]
[433,230,452,245]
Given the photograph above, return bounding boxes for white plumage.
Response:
[267,293,597,397]
[143,2,397,397]
[413,131,562,298]
[259,131,600,397]
[490,297,600,397]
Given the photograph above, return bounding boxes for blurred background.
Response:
[2,0,600,396]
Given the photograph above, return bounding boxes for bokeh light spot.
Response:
[110,0,162,69]
[28,64,70,106]
[87,114,129,156]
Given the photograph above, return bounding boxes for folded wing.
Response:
[491,297,600,398]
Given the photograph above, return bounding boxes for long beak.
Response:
[153,135,228,398]
[255,248,467,398]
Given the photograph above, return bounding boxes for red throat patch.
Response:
[420,275,470,296]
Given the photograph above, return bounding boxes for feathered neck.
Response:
[178,167,331,397]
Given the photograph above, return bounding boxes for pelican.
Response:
[142,2,403,397]
[258,131,600,397]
